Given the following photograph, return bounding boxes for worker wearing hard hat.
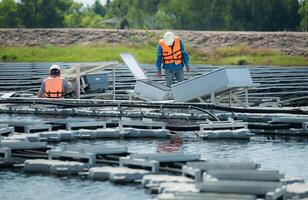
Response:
[156,31,190,87]
[37,65,74,98]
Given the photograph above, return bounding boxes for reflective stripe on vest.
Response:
[43,77,64,98]
[159,36,183,65]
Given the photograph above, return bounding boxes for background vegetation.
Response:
[0,0,307,31]
[0,44,307,66]
[0,0,307,65]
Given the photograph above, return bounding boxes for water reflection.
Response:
[157,137,183,152]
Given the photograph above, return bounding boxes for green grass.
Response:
[0,44,156,63]
[0,44,307,66]
[189,44,308,66]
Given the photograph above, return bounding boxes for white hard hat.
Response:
[49,64,60,72]
[163,32,175,46]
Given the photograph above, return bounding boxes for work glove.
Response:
[157,71,162,78]
[186,66,190,72]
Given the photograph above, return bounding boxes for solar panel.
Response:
[120,53,147,80]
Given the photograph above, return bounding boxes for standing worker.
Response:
[37,65,74,98]
[156,31,190,87]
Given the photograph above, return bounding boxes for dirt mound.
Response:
[0,29,307,56]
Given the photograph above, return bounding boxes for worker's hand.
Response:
[186,66,191,72]
[157,71,162,78]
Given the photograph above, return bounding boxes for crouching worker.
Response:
[37,65,74,98]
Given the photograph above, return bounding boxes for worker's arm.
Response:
[180,40,190,71]
[37,81,45,98]
[156,44,163,77]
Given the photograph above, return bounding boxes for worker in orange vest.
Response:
[37,65,74,98]
[156,32,190,87]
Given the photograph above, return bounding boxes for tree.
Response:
[0,0,304,31]
[17,0,73,28]
[299,0,308,31]
[284,0,300,30]
[64,2,83,27]
[105,0,130,18]
[127,0,160,29]
[0,0,20,28]
[64,3,105,28]
[156,0,193,30]
[92,0,106,17]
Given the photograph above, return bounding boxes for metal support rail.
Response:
[0,97,307,115]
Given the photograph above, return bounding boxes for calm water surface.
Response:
[0,171,150,200]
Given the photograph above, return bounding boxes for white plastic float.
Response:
[24,159,85,175]
[88,166,150,183]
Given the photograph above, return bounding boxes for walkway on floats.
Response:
[1,63,308,106]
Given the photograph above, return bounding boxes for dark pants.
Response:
[164,68,184,87]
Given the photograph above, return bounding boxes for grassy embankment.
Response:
[0,44,307,66]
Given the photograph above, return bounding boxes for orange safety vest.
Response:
[159,36,183,65]
[43,76,64,98]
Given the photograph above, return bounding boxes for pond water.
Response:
[1,114,308,200]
